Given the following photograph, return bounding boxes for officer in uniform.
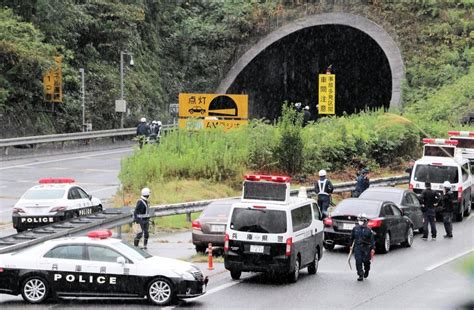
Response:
[314,169,334,218]
[440,181,454,238]
[353,168,370,197]
[134,187,152,249]
[350,213,375,281]
[419,182,440,240]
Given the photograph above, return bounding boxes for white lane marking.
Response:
[425,248,474,271]
[190,280,242,301]
[88,186,118,194]
[0,148,132,171]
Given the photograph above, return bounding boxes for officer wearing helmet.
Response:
[303,106,311,127]
[350,213,375,281]
[314,170,334,217]
[136,117,151,148]
[440,181,455,238]
[134,187,152,249]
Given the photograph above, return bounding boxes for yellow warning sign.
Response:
[178,118,248,131]
[178,93,248,119]
[43,56,63,103]
[318,74,335,115]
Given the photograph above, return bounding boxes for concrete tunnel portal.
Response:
[217,13,404,120]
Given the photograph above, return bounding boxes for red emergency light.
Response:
[39,178,75,184]
[448,131,474,137]
[87,230,112,239]
[244,175,291,183]
[422,138,458,146]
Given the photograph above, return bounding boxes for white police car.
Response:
[0,230,208,305]
[224,175,324,283]
[12,178,103,232]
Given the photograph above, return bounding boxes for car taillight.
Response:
[458,186,462,203]
[224,233,229,252]
[323,217,333,226]
[50,206,67,212]
[0,268,4,273]
[409,183,414,190]
[368,219,382,228]
[192,220,201,231]
[12,207,25,214]
[285,237,293,256]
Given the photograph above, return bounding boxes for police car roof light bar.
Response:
[87,230,112,239]
[39,178,75,184]
[448,131,474,137]
[422,138,458,146]
[244,174,291,183]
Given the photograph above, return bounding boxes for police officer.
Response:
[314,170,334,217]
[350,213,375,281]
[440,181,455,238]
[303,106,311,127]
[136,117,151,149]
[353,168,370,197]
[134,187,152,249]
[420,182,440,240]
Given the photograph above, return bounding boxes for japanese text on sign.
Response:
[178,93,248,119]
[318,74,335,115]
[43,56,63,103]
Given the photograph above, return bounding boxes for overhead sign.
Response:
[43,56,63,103]
[318,74,335,115]
[178,119,247,131]
[178,93,248,119]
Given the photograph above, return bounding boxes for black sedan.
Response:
[323,199,414,253]
[359,187,424,232]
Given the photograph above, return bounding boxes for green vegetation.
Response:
[153,213,200,231]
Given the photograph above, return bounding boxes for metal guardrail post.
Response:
[186,211,192,222]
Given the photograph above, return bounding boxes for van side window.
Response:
[312,203,322,220]
[291,205,312,232]
[462,164,469,182]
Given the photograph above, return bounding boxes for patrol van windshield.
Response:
[413,164,459,184]
[230,208,287,233]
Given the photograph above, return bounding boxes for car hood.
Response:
[142,256,197,273]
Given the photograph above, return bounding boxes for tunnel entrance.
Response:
[227,24,392,120]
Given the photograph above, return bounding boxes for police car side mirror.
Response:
[116,256,126,266]
[88,194,92,200]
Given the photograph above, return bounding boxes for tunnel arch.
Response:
[216,13,404,118]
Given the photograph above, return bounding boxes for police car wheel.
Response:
[147,278,174,306]
[402,227,414,247]
[288,258,300,283]
[230,269,241,280]
[21,276,49,304]
[308,250,319,275]
[323,242,335,251]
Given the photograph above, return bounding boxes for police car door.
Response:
[290,205,313,266]
[83,245,135,295]
[67,187,83,215]
[76,187,93,215]
[41,244,90,294]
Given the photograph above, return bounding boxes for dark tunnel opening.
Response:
[228,25,392,121]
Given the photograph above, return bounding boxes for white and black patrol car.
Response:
[0,230,208,305]
[224,175,324,283]
[12,178,103,233]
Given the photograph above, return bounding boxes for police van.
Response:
[12,178,103,232]
[410,138,472,221]
[224,175,324,283]
[0,230,208,305]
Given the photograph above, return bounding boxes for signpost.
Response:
[318,73,336,115]
[178,93,248,130]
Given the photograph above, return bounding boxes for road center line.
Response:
[425,248,474,271]
[0,148,132,171]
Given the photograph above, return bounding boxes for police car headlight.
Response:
[173,269,195,281]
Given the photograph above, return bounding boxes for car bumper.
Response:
[324,229,352,247]
[12,214,64,230]
[224,252,291,274]
[192,231,225,247]
[173,277,208,299]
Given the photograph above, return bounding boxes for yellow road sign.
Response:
[178,93,248,119]
[318,74,335,115]
[178,118,248,131]
[43,56,63,103]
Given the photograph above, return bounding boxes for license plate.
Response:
[343,223,355,230]
[250,245,264,253]
[210,224,225,232]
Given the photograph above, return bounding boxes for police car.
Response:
[0,230,208,305]
[12,178,103,232]
[409,138,472,221]
[224,175,324,283]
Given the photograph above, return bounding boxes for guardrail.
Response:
[0,175,409,254]
[0,124,176,155]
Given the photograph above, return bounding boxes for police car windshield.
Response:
[114,241,152,260]
[23,189,65,200]
[230,208,287,233]
[414,165,458,184]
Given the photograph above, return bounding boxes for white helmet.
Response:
[152,120,157,124]
[357,213,368,222]
[442,181,451,188]
[319,169,327,177]
[157,121,162,126]
[295,102,302,108]
[141,187,151,197]
[304,105,310,110]
[140,117,146,123]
